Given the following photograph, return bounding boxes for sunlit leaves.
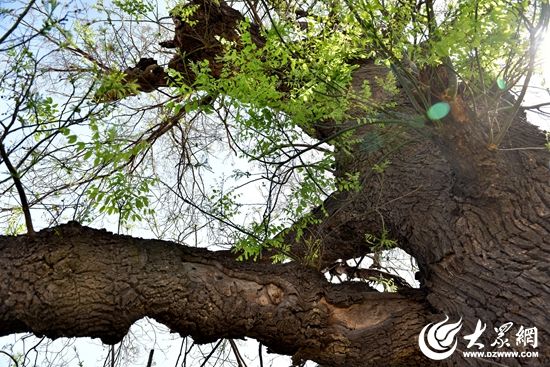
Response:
[427,0,531,88]
[5,209,26,235]
[73,21,95,50]
[170,3,200,26]
[342,0,534,99]
[87,173,156,223]
[343,0,416,61]
[94,70,139,102]
[25,95,59,133]
[2,0,542,259]
[70,117,156,224]
[365,229,397,253]
[209,189,241,219]
[112,0,153,18]
[336,172,361,192]
[164,16,364,259]
[233,220,287,261]
[95,0,153,19]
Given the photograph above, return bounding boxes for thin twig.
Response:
[146,349,154,367]
[0,143,34,233]
[198,339,223,367]
[0,0,37,45]
[229,339,247,367]
[0,351,19,367]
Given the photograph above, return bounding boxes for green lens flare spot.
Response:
[427,102,451,120]
[497,78,507,90]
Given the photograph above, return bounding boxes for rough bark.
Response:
[2,1,549,366]
[0,222,431,366]
[302,106,550,366]
[117,0,265,93]
[1,113,548,366]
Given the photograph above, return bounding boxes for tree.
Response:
[1,0,549,366]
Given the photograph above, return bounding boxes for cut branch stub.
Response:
[163,0,265,82]
[122,58,168,93]
[112,0,265,96]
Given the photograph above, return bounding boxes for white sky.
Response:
[524,30,550,131]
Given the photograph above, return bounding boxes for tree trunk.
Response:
[2,1,549,365]
[1,110,548,366]
[0,222,431,366]
[301,97,550,366]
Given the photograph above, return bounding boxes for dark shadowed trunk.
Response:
[306,104,550,366]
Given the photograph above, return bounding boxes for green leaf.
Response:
[497,78,507,90]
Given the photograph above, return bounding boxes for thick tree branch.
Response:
[0,222,433,366]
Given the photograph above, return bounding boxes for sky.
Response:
[524,27,550,131]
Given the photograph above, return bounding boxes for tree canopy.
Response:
[1,0,549,366]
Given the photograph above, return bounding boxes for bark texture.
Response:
[1,115,548,367]
[0,222,431,366]
[2,1,549,366]
[310,112,550,366]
